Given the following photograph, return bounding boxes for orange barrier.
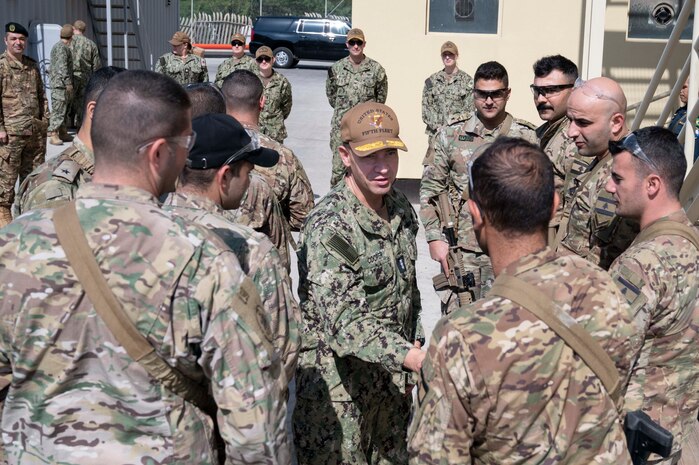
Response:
[194,43,249,51]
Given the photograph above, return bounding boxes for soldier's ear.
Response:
[259,95,266,111]
[550,192,560,222]
[645,173,662,197]
[86,101,97,121]
[467,199,483,228]
[339,145,353,168]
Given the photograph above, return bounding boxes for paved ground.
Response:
[45,58,443,345]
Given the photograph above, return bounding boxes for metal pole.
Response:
[581,0,605,80]
[685,2,698,167]
[631,0,694,130]
[656,55,690,126]
[123,0,129,69]
[260,0,262,16]
[325,0,328,17]
[191,0,194,19]
[106,0,113,66]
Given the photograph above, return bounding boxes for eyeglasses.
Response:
[348,39,364,47]
[474,88,509,101]
[231,41,244,47]
[256,56,271,63]
[529,83,575,98]
[137,131,197,154]
[608,132,658,171]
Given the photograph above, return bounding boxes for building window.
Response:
[429,0,499,34]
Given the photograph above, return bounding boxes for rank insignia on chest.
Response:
[459,134,474,142]
[396,255,407,276]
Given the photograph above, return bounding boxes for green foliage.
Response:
[180,0,351,18]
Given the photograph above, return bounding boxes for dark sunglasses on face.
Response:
[608,132,658,171]
[256,56,271,63]
[529,83,575,98]
[348,39,363,47]
[231,41,244,47]
[474,88,509,100]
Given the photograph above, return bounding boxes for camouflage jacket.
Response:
[408,247,638,465]
[259,71,292,143]
[421,68,474,135]
[609,210,699,453]
[155,52,208,86]
[70,34,101,82]
[242,123,314,231]
[326,56,388,130]
[0,51,49,135]
[49,41,73,89]
[225,172,291,271]
[163,191,301,386]
[419,112,537,249]
[296,180,424,402]
[16,135,93,214]
[0,183,288,465]
[558,151,638,269]
[214,54,257,88]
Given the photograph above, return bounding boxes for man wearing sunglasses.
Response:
[255,46,292,144]
[421,41,474,141]
[531,55,590,241]
[420,61,536,314]
[214,32,257,88]
[326,28,388,186]
[0,70,287,464]
[554,77,638,269]
[606,127,699,465]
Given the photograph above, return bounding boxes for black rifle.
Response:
[624,410,673,465]
[432,192,475,310]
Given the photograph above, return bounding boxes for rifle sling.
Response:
[52,202,217,417]
[490,274,621,403]
[633,218,699,250]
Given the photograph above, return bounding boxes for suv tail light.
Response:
[250,28,255,43]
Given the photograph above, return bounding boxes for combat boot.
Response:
[49,132,63,146]
[59,127,74,143]
[0,207,12,228]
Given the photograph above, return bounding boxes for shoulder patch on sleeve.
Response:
[612,264,645,306]
[424,77,433,90]
[51,159,81,183]
[515,118,538,130]
[322,233,359,269]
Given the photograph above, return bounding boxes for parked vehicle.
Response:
[250,16,351,68]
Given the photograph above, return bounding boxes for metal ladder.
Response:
[86,0,150,70]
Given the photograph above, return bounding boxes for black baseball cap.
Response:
[187,113,279,169]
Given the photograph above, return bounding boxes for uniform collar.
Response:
[76,183,161,205]
[165,191,222,215]
[338,179,404,239]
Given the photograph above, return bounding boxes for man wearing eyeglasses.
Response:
[214,32,257,88]
[531,55,590,241]
[420,61,536,314]
[295,102,424,465]
[16,66,124,215]
[326,28,388,186]
[255,46,292,144]
[0,70,288,464]
[554,77,638,269]
[421,41,474,141]
[605,126,699,465]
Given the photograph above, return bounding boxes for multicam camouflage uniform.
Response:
[163,191,301,387]
[225,172,292,271]
[259,71,292,143]
[419,112,537,313]
[242,123,314,231]
[0,183,289,464]
[326,56,388,185]
[214,54,257,88]
[15,135,93,214]
[421,68,474,136]
[537,116,590,236]
[294,180,423,465]
[408,247,639,465]
[155,52,208,86]
[69,34,101,127]
[556,151,638,269]
[0,51,49,211]
[609,210,699,459]
[48,40,74,133]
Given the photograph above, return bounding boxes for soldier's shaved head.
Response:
[572,77,627,114]
[221,69,263,113]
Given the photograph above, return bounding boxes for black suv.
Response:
[250,16,351,68]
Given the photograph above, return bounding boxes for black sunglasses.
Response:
[529,83,575,98]
[348,39,364,47]
[608,132,658,171]
[231,41,244,46]
[256,56,271,63]
[474,88,509,101]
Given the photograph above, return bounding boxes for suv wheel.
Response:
[273,47,295,68]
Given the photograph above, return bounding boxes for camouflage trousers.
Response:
[329,127,346,187]
[48,88,72,132]
[0,132,46,208]
[69,77,88,128]
[294,389,411,465]
[678,422,699,465]
[437,249,494,315]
